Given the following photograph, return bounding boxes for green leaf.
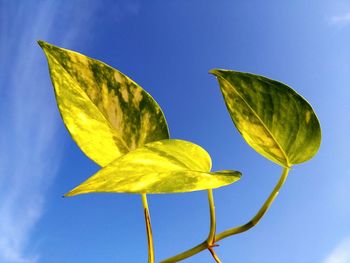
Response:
[65,139,241,195]
[211,69,321,167]
[38,41,169,167]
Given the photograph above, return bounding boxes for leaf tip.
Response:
[63,191,74,197]
[37,40,46,48]
[37,40,54,53]
[209,69,220,76]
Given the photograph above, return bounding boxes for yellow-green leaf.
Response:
[211,69,321,167]
[65,139,241,195]
[38,41,169,166]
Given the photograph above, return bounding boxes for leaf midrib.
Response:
[218,75,290,167]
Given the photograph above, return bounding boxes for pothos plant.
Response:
[38,41,321,263]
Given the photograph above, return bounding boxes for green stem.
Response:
[142,194,154,263]
[161,241,208,263]
[208,247,222,263]
[160,167,290,263]
[207,189,220,263]
[207,189,216,245]
[216,167,289,241]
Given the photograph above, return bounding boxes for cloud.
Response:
[323,237,350,263]
[0,0,100,262]
[329,12,350,26]
[0,2,63,262]
[0,1,142,261]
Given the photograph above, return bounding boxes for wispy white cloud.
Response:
[329,12,350,26]
[0,2,64,262]
[323,237,350,263]
[0,1,97,262]
[0,0,141,261]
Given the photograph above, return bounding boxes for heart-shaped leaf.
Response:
[211,69,321,167]
[39,41,169,166]
[65,139,241,195]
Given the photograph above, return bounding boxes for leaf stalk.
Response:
[207,189,222,262]
[207,189,216,245]
[142,194,155,263]
[160,167,290,263]
[208,246,222,263]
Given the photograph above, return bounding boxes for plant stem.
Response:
[208,247,222,263]
[160,167,290,263]
[161,241,208,263]
[215,167,289,240]
[207,189,216,245]
[142,194,154,263]
[207,189,221,262]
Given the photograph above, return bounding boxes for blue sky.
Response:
[0,0,349,262]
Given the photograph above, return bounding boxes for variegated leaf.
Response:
[211,69,321,167]
[39,41,169,166]
[65,139,241,195]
